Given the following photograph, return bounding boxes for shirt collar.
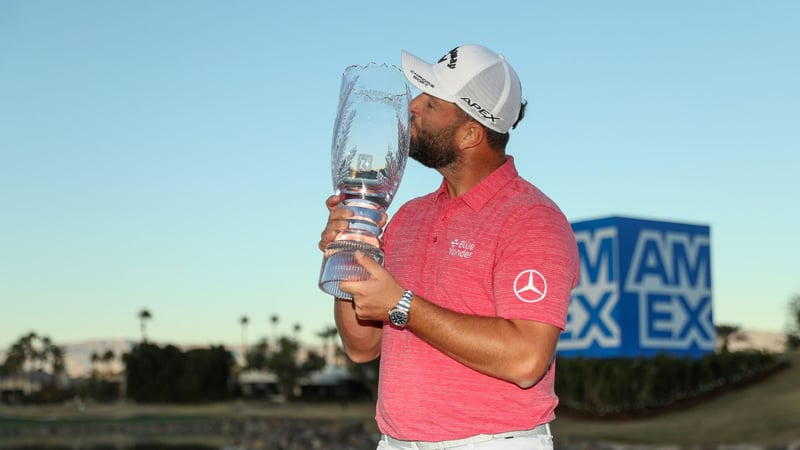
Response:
[433,155,519,212]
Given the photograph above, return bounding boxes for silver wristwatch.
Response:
[388,290,413,328]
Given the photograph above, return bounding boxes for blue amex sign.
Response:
[558,216,715,359]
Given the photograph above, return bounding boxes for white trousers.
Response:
[377,424,553,450]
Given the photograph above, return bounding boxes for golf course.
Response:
[1,352,798,449]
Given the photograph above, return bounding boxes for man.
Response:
[319,44,579,449]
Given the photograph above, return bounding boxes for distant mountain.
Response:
[726,329,787,353]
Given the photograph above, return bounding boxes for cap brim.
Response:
[401,50,455,102]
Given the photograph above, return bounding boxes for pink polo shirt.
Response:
[377,156,579,441]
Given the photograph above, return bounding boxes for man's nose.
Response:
[408,94,425,114]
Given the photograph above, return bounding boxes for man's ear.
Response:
[457,120,485,150]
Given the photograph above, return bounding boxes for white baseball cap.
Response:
[401,44,522,134]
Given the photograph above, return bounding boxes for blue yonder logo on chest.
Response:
[449,238,475,258]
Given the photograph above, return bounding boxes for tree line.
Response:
[0,332,65,377]
[555,349,784,417]
[2,294,799,408]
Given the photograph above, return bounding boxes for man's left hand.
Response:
[338,251,405,323]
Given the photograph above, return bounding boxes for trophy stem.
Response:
[319,240,385,300]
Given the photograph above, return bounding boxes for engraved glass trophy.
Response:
[318,63,411,300]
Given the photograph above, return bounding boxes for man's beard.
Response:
[409,121,460,169]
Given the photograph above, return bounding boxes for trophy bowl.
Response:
[318,63,412,300]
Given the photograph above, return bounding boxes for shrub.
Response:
[555,351,783,417]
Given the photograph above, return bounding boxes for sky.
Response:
[1,1,798,351]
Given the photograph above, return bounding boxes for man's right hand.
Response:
[318,195,352,252]
[318,195,388,252]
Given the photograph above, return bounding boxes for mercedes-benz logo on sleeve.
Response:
[514,269,547,303]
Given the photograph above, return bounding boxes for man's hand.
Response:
[318,195,387,252]
[339,251,405,322]
[318,195,352,252]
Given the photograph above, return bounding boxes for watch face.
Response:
[389,308,408,327]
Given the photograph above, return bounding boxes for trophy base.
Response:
[319,240,384,300]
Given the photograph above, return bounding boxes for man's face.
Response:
[408,94,465,169]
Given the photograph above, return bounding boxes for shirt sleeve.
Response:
[492,204,579,329]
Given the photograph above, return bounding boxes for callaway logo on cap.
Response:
[400,44,522,134]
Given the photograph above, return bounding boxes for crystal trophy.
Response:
[318,63,411,300]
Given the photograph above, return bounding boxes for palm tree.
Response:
[48,344,65,375]
[102,349,115,375]
[239,315,249,361]
[786,294,800,351]
[270,314,280,342]
[3,342,25,375]
[716,324,741,353]
[37,335,53,372]
[3,333,64,377]
[90,352,100,376]
[138,309,152,342]
[293,323,302,340]
[18,332,37,391]
[316,326,339,365]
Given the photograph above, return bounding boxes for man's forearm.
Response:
[334,299,383,363]
[405,294,561,389]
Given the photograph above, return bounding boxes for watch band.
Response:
[397,289,413,312]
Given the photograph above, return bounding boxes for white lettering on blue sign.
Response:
[559,227,621,350]
[626,229,714,350]
[577,227,616,286]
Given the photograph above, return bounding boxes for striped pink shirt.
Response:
[377,156,579,441]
